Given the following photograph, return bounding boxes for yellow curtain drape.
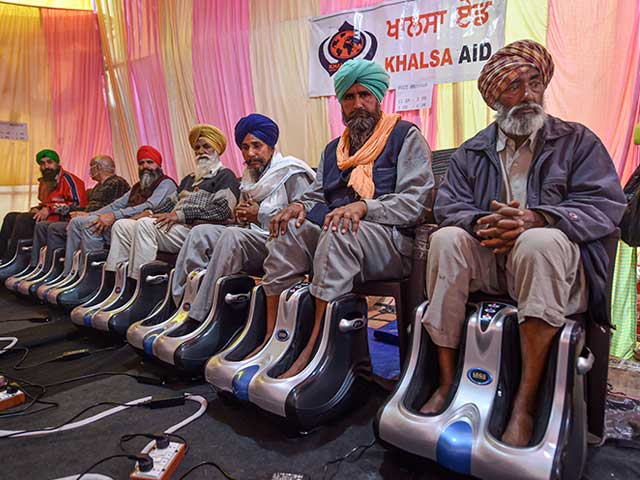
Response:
[434,0,549,149]
[0,2,55,201]
[95,0,140,184]
[249,0,331,167]
[0,0,92,10]
[158,0,198,180]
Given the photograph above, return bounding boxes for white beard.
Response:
[194,154,221,182]
[495,101,546,137]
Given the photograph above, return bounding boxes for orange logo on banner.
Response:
[318,21,378,76]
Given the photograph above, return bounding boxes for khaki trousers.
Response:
[424,226,588,348]
[106,217,191,279]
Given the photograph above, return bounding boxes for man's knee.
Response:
[511,228,568,264]
[429,226,475,254]
[34,222,50,236]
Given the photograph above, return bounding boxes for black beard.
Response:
[343,106,382,151]
[40,167,60,182]
[139,168,162,190]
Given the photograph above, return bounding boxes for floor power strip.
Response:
[0,386,26,412]
[130,441,186,480]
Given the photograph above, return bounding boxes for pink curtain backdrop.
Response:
[192,0,255,175]
[123,0,178,181]
[41,8,112,186]
[546,0,640,184]
[319,0,436,147]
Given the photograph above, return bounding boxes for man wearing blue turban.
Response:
[257,59,434,378]
[171,113,315,327]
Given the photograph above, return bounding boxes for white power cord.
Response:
[0,337,18,355]
[1,394,207,440]
[42,394,208,480]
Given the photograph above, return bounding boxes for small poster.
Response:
[395,80,433,111]
[0,121,28,141]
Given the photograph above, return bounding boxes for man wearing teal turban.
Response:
[253,59,434,379]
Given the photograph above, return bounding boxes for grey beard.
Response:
[139,169,161,190]
[343,106,382,151]
[495,101,546,137]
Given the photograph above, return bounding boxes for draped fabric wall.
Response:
[192,0,255,174]
[1,0,639,194]
[42,8,113,186]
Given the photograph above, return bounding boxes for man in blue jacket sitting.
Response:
[420,40,626,447]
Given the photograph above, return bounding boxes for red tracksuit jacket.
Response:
[37,167,87,222]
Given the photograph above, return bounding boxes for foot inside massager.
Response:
[152,274,255,373]
[56,250,109,309]
[204,284,268,390]
[221,284,371,432]
[128,268,202,355]
[69,261,130,328]
[6,246,48,292]
[39,250,83,304]
[92,261,172,336]
[34,253,69,300]
[18,248,65,297]
[375,300,592,480]
[0,239,32,281]
[69,269,116,326]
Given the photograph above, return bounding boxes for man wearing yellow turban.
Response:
[420,40,626,447]
[101,124,239,304]
[261,59,434,378]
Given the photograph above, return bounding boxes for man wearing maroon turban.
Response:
[419,40,625,446]
[63,145,177,275]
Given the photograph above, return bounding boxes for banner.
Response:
[309,0,505,97]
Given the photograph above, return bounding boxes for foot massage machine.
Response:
[374,299,593,480]
[12,248,65,297]
[206,281,372,431]
[146,273,256,373]
[127,268,202,357]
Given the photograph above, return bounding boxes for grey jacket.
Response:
[298,126,434,256]
[435,115,626,325]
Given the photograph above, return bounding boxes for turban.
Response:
[334,59,390,103]
[478,39,554,109]
[234,114,279,149]
[137,145,163,167]
[188,124,227,155]
[35,148,60,165]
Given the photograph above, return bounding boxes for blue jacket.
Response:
[435,115,626,325]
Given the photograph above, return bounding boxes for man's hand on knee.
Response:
[89,212,116,236]
[153,212,180,232]
[270,203,305,238]
[322,201,367,234]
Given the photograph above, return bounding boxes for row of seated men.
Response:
[0,40,627,448]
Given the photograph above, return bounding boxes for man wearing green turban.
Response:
[0,149,86,280]
[254,59,434,378]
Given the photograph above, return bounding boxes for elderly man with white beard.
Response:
[419,40,626,447]
[104,125,239,283]
[170,113,314,325]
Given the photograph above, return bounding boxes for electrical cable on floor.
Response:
[74,454,152,480]
[176,461,237,480]
[321,437,377,480]
[0,337,18,355]
[0,394,207,439]
[10,343,126,371]
[119,432,189,454]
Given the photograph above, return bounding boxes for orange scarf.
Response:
[336,112,401,199]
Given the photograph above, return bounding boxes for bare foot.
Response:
[501,410,534,447]
[278,341,316,379]
[419,384,451,414]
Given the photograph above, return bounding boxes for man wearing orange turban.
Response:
[260,59,434,378]
[420,40,626,447]
[63,145,177,275]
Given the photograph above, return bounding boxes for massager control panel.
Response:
[479,302,507,330]
[285,281,309,300]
